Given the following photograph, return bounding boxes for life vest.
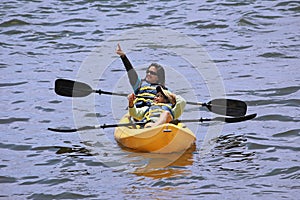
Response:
[142,103,174,122]
[134,81,160,108]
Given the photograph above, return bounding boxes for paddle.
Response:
[48,122,145,133]
[175,113,257,124]
[55,78,128,97]
[186,99,246,117]
[48,113,257,132]
[54,79,247,117]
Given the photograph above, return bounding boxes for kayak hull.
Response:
[114,114,196,153]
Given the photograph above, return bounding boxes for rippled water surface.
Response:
[1,1,299,199]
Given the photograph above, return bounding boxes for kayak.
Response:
[114,114,196,153]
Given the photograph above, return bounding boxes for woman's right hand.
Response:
[116,43,125,56]
[127,93,135,108]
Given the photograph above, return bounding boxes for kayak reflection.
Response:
[121,144,196,179]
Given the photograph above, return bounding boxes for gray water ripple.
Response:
[221,44,253,50]
[259,52,298,59]
[237,86,300,97]
[0,142,31,151]
[0,176,17,183]
[254,166,300,179]
[35,106,56,112]
[247,99,300,107]
[20,177,73,186]
[219,2,252,7]
[1,29,28,35]
[38,18,96,27]
[185,19,209,26]
[0,63,7,68]
[0,117,29,124]
[252,14,283,20]
[0,164,7,169]
[255,114,297,122]
[247,141,300,151]
[19,31,82,42]
[34,158,62,166]
[48,100,63,104]
[210,134,256,164]
[84,112,107,118]
[194,22,229,30]
[31,145,97,158]
[275,1,300,12]
[0,19,30,27]
[238,18,258,27]
[273,129,299,137]
[0,81,27,87]
[55,146,93,157]
[0,41,19,49]
[28,192,97,200]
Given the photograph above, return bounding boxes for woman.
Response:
[116,43,166,108]
[116,43,186,119]
[128,86,183,128]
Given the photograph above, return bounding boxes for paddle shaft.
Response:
[96,91,212,108]
[95,91,245,116]
[94,89,128,97]
[48,113,257,132]
[55,79,248,116]
[48,121,146,132]
[176,113,257,124]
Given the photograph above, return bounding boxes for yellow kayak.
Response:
[114,114,196,153]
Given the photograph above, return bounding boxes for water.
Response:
[1,0,299,199]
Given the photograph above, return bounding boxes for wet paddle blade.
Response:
[48,127,78,132]
[48,125,100,132]
[207,98,247,117]
[55,79,94,97]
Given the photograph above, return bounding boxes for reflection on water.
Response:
[130,144,196,179]
[55,146,93,157]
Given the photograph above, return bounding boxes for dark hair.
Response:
[147,63,165,86]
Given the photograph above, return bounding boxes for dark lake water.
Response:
[1,1,299,199]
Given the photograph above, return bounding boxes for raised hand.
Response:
[116,43,125,56]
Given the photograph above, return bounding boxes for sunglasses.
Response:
[146,70,158,76]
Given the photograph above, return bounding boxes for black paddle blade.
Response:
[207,98,247,117]
[48,127,78,132]
[48,125,99,132]
[55,79,94,97]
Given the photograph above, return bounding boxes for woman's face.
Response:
[145,66,159,84]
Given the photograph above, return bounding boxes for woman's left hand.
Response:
[116,43,125,56]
